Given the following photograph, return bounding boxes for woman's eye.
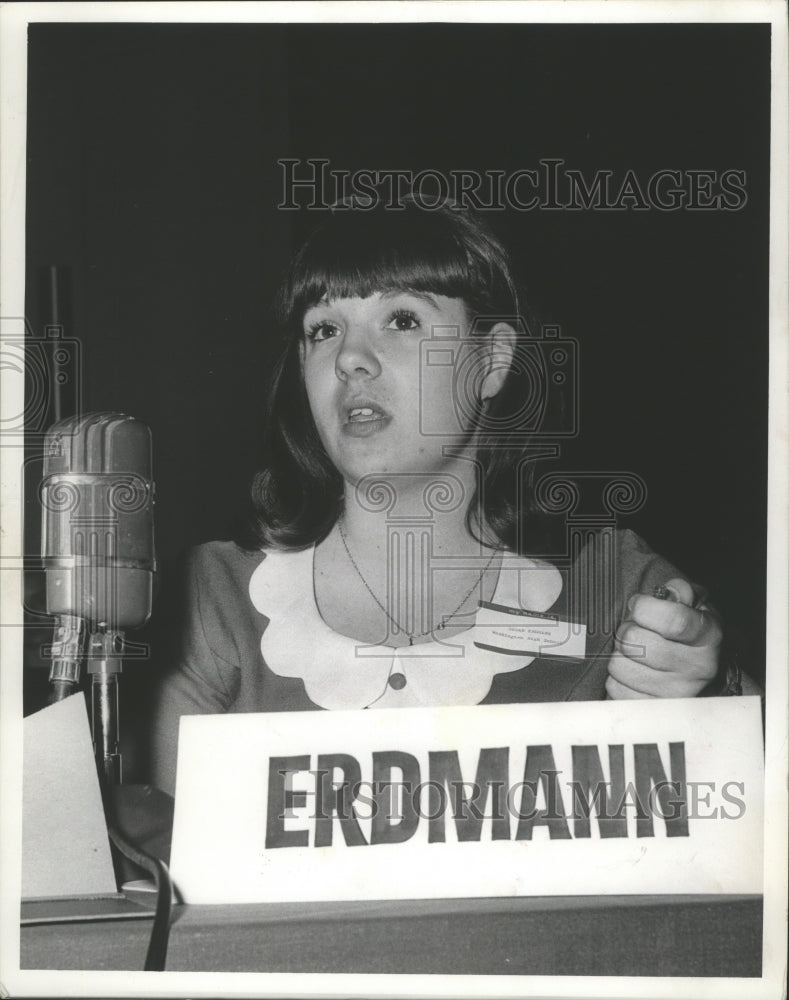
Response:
[304,320,340,342]
[385,310,420,332]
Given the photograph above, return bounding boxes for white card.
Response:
[22,695,116,900]
[475,599,587,658]
[170,697,764,905]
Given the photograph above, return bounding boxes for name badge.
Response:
[474,599,587,659]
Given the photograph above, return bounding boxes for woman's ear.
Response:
[479,322,516,403]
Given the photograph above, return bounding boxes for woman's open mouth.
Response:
[343,404,391,436]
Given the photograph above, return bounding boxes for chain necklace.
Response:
[336,520,500,646]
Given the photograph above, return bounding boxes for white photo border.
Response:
[1,2,786,999]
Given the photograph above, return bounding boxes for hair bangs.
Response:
[278,206,514,330]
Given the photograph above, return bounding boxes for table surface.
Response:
[21,892,763,976]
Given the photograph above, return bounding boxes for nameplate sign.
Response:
[169,697,763,904]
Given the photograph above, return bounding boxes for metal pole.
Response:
[87,631,123,784]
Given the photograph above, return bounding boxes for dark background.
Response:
[22,23,770,779]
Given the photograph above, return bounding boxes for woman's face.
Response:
[300,291,483,485]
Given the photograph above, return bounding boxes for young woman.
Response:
[151,202,747,796]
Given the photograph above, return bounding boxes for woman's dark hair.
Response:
[245,200,553,552]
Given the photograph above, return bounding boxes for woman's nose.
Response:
[334,326,381,380]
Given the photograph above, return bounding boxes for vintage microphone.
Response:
[41,412,155,783]
[39,413,173,969]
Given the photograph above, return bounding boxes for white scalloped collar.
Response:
[248,545,563,711]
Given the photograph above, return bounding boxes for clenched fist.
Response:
[606,578,722,699]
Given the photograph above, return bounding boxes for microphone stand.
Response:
[87,628,124,785]
[47,621,124,785]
